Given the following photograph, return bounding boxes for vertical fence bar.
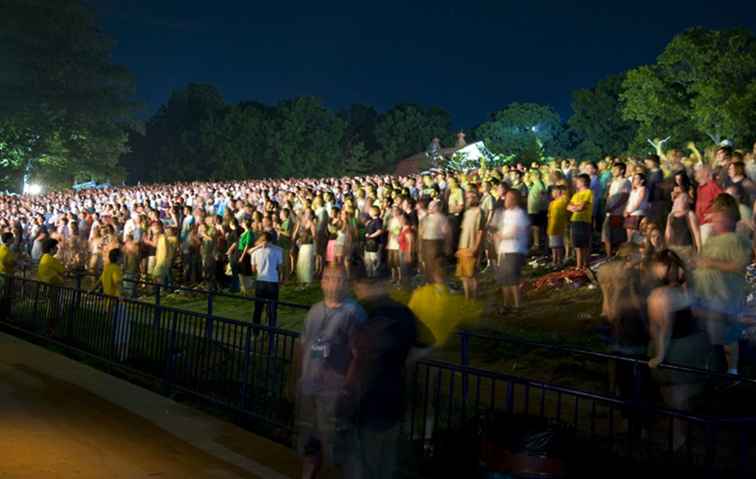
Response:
[163,309,179,396]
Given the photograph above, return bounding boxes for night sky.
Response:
[94,0,756,127]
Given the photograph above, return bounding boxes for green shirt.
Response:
[693,232,751,315]
[238,230,253,252]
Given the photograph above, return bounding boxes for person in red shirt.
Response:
[695,165,723,246]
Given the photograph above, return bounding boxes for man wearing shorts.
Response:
[602,162,631,257]
[456,191,484,300]
[494,191,530,309]
[568,174,594,270]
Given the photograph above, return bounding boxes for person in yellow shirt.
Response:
[100,248,124,297]
[37,239,65,286]
[567,174,594,270]
[547,186,569,266]
[0,232,16,275]
[151,222,170,285]
[37,239,65,336]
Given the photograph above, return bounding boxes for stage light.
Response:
[24,183,43,195]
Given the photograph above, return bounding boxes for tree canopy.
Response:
[0,0,137,192]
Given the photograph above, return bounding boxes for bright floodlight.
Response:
[531,125,538,132]
[24,183,43,195]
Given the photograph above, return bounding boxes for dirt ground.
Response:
[0,332,299,479]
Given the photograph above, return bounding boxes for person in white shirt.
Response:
[602,162,631,257]
[494,190,530,309]
[249,232,284,328]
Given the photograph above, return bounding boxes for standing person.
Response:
[363,206,384,279]
[0,232,16,276]
[526,170,548,254]
[417,200,449,281]
[695,165,724,246]
[602,162,631,257]
[546,185,569,266]
[100,248,129,361]
[293,266,366,479]
[277,208,294,282]
[494,191,530,310]
[150,222,170,286]
[122,234,140,298]
[294,209,317,286]
[567,174,594,271]
[456,191,483,300]
[692,194,751,375]
[238,219,254,294]
[385,206,402,285]
[665,188,701,259]
[350,276,429,479]
[397,212,415,287]
[37,239,65,335]
[249,232,284,328]
[644,154,665,225]
[624,173,648,246]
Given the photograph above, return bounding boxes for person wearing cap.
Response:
[249,231,283,328]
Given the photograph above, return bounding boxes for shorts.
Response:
[496,253,525,286]
[455,249,476,278]
[296,394,354,464]
[601,215,626,245]
[570,221,591,249]
[548,235,564,248]
[388,249,400,268]
[529,212,547,228]
[623,215,642,231]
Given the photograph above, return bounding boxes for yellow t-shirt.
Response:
[569,189,593,223]
[154,234,168,269]
[547,195,569,236]
[37,254,65,286]
[0,244,15,275]
[100,263,123,297]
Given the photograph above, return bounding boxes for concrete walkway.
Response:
[0,332,300,479]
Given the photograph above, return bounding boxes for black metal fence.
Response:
[0,273,300,438]
[3,273,756,475]
[408,358,756,476]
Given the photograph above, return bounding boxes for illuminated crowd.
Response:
[0,141,755,344]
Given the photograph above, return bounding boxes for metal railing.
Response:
[408,358,756,476]
[3,272,756,473]
[0,274,300,438]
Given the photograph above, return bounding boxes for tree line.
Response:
[1,0,754,190]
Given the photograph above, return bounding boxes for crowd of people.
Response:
[1,140,756,477]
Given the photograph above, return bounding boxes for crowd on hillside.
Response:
[2,141,756,476]
[0,141,754,342]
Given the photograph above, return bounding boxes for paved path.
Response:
[0,332,300,479]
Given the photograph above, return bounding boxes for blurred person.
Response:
[0,232,16,276]
[456,190,483,300]
[349,276,429,479]
[494,190,530,309]
[417,200,449,281]
[238,219,254,293]
[293,266,366,479]
[695,165,723,246]
[385,206,402,285]
[692,194,750,375]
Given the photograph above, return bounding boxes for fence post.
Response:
[153,284,161,328]
[459,332,470,367]
[240,324,253,410]
[163,309,179,396]
[460,331,470,403]
[268,297,277,329]
[207,291,214,317]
